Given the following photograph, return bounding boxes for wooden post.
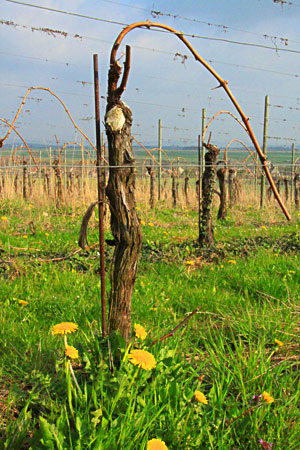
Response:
[39,149,42,195]
[81,137,85,193]
[64,146,67,194]
[291,143,295,203]
[197,134,201,240]
[260,95,269,209]
[48,146,52,196]
[93,54,107,339]
[22,159,28,200]
[255,154,258,195]
[201,108,206,193]
[158,119,162,200]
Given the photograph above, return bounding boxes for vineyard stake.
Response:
[291,143,295,203]
[93,54,107,339]
[158,119,162,200]
[260,95,269,209]
[201,108,206,191]
[198,134,201,242]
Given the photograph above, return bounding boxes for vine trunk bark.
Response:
[105,63,142,341]
[171,169,177,208]
[199,143,220,247]
[217,165,227,220]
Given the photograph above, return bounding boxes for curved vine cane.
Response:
[108,20,291,220]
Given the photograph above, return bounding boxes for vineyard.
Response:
[1,1,300,449]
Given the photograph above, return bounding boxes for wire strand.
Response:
[4,0,300,54]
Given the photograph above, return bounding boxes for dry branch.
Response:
[0,87,108,165]
[0,119,39,166]
[78,201,98,249]
[110,21,291,221]
[150,307,201,346]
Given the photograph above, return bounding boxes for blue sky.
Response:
[0,0,300,151]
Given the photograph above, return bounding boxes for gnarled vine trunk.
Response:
[184,176,190,205]
[146,166,155,209]
[217,164,227,220]
[105,60,142,342]
[199,143,220,246]
[171,169,177,208]
[294,174,300,208]
[228,169,241,207]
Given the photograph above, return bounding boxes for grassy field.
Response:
[0,194,300,449]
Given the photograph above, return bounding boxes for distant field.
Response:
[2,144,298,169]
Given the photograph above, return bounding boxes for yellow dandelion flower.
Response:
[19,300,29,306]
[148,222,154,227]
[261,225,266,229]
[147,438,169,450]
[65,345,79,359]
[274,338,283,347]
[128,349,156,370]
[140,220,145,225]
[262,391,274,404]
[52,322,78,335]
[23,235,28,239]
[150,307,157,311]
[134,324,147,340]
[1,216,8,221]
[186,260,195,266]
[227,260,236,264]
[195,390,208,405]
[45,232,49,237]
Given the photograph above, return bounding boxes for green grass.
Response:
[0,199,300,449]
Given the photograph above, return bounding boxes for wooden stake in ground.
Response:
[22,159,28,200]
[294,174,300,208]
[105,46,142,342]
[199,143,220,246]
[93,54,107,339]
